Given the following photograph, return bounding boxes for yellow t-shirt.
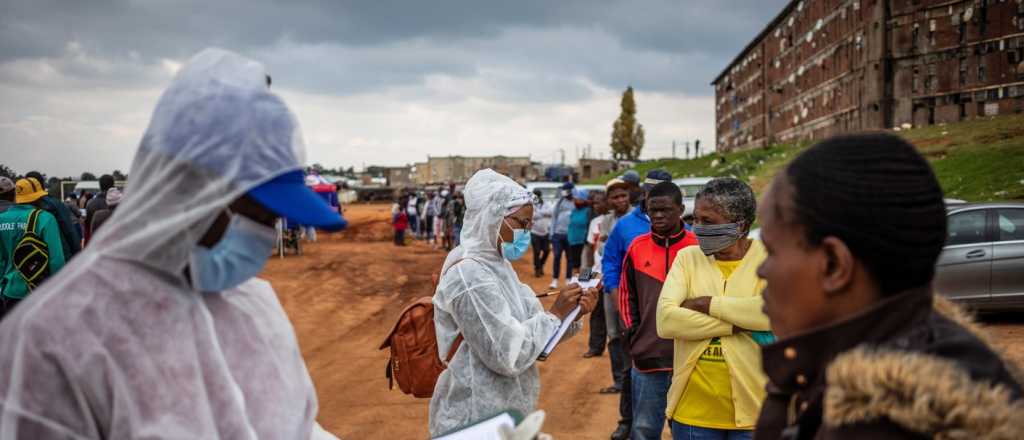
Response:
[671,259,746,429]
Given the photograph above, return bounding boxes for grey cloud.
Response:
[1,0,787,96]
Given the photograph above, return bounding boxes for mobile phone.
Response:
[578,267,593,283]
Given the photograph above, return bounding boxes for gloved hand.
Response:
[498,410,552,440]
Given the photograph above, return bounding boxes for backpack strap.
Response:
[25,209,41,234]
[438,257,479,363]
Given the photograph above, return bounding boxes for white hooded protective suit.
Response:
[0,49,332,439]
[429,169,580,436]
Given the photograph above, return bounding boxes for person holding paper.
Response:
[656,178,771,440]
[429,169,599,437]
[618,182,698,440]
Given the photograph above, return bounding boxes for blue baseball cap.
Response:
[247,170,348,231]
[643,169,673,190]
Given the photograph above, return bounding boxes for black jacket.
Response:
[756,287,1024,439]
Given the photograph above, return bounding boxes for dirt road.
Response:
[262,203,1024,439]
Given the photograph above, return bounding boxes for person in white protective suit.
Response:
[429,169,600,436]
[0,48,347,439]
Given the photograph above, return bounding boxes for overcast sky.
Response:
[1,0,787,177]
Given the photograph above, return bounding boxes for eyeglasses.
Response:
[506,215,533,230]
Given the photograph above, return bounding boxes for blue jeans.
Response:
[550,233,571,280]
[631,368,671,440]
[670,421,752,440]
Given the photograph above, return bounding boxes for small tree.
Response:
[80,172,97,181]
[112,170,127,181]
[0,164,15,180]
[609,86,645,161]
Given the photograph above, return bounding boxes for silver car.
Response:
[936,203,1024,311]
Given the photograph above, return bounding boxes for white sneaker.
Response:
[548,279,558,289]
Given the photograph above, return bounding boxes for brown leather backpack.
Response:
[379,259,471,398]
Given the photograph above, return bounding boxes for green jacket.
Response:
[0,203,67,299]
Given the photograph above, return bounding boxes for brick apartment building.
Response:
[713,0,1024,152]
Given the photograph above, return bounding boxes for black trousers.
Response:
[394,229,405,246]
[587,290,608,354]
[531,233,550,271]
[616,337,633,428]
[568,243,584,275]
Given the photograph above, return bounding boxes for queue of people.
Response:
[393,187,465,250]
[487,132,1024,439]
[3,47,1022,440]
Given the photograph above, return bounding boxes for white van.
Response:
[525,182,564,205]
[673,177,714,217]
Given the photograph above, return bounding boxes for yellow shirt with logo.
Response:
[672,259,744,429]
[656,242,769,429]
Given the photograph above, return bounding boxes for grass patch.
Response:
[586,114,1024,202]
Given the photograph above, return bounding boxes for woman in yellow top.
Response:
[656,177,772,440]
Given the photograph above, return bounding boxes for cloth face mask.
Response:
[190,211,277,292]
[693,222,744,256]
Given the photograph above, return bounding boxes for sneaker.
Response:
[548,279,558,289]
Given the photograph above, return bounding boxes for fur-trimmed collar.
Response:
[824,297,1024,439]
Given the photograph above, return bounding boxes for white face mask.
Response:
[189,211,277,292]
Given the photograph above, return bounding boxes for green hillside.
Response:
[587,114,1024,202]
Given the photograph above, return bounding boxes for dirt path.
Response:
[262,204,1024,439]
[262,204,622,439]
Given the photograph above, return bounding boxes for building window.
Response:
[913,67,920,93]
[979,64,987,82]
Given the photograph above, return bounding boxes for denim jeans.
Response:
[670,421,753,440]
[631,369,671,440]
[550,233,571,280]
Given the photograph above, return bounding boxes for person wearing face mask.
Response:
[0,49,345,439]
[429,169,600,437]
[547,181,575,289]
[656,177,771,440]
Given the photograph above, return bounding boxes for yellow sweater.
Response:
[656,239,770,427]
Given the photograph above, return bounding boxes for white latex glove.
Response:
[498,410,552,440]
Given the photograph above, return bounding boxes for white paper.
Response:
[539,305,580,359]
[433,412,517,440]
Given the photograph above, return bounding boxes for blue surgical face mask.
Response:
[190,211,277,292]
[500,219,530,261]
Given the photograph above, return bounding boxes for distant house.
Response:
[412,155,541,185]
[577,158,618,180]
[383,166,412,188]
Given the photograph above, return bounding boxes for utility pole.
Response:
[685,141,690,160]
[672,140,676,159]
[560,148,566,166]
[695,139,701,157]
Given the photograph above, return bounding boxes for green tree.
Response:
[609,86,645,161]
[112,170,127,181]
[80,172,97,181]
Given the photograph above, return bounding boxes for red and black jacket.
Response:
[618,226,698,372]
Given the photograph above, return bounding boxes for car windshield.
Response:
[678,184,705,198]
[535,187,559,202]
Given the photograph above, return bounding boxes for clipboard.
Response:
[432,409,524,440]
[537,269,599,361]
